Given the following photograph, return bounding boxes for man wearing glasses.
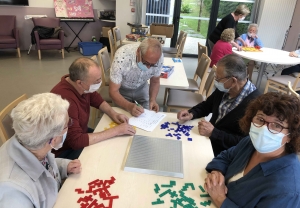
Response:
[109,38,164,117]
[177,54,260,156]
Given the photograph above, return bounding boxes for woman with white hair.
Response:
[238,24,264,81]
[0,93,81,208]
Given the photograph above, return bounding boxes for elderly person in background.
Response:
[177,54,260,156]
[238,24,264,80]
[208,4,250,51]
[281,50,300,76]
[205,92,300,207]
[0,93,81,208]
[109,38,164,117]
[210,28,234,67]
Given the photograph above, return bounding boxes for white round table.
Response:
[232,47,300,89]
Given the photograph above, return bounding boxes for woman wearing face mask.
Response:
[208,4,250,51]
[0,93,81,208]
[237,23,264,81]
[204,92,300,208]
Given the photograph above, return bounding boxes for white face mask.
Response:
[249,123,288,153]
[83,82,101,93]
[50,131,67,150]
[214,78,231,93]
[239,16,245,21]
[247,32,253,37]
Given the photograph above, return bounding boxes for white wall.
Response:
[28,0,115,10]
[116,0,135,40]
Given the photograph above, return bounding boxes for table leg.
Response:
[256,62,267,89]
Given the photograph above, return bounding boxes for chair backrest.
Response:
[175,30,185,49]
[32,17,60,28]
[202,65,217,97]
[176,33,187,58]
[0,15,16,36]
[97,47,111,86]
[113,26,122,49]
[292,73,300,91]
[198,42,208,63]
[0,94,27,144]
[195,53,211,94]
[108,30,116,62]
[288,81,300,98]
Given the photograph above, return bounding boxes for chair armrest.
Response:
[34,31,40,49]
[13,28,20,47]
[59,30,65,48]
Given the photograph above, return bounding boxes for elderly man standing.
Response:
[51,57,136,160]
[177,54,260,156]
[109,38,164,117]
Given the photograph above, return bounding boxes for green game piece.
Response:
[154,184,160,194]
[171,199,178,208]
[200,194,210,197]
[152,198,164,205]
[185,183,195,190]
[161,180,176,188]
[199,185,205,193]
[207,200,211,206]
[200,200,211,207]
[159,189,171,197]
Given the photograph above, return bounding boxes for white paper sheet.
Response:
[129,109,166,132]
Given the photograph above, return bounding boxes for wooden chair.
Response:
[90,56,112,128]
[163,53,211,105]
[162,30,185,54]
[166,66,216,112]
[112,26,123,50]
[288,81,299,98]
[0,94,27,144]
[198,42,208,63]
[97,47,111,86]
[163,33,187,59]
[264,73,300,94]
[108,30,116,62]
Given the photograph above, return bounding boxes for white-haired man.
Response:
[109,38,164,117]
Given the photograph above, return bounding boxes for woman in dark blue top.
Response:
[208,4,250,51]
[205,92,300,208]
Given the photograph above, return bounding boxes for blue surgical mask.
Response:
[249,123,288,153]
[137,61,148,71]
[214,78,231,93]
[51,131,67,150]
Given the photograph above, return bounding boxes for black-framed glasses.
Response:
[63,117,73,130]
[140,51,158,68]
[252,116,289,134]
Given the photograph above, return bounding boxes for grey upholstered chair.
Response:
[163,33,187,59]
[108,30,116,62]
[162,30,186,54]
[0,15,20,57]
[198,42,208,63]
[32,17,64,60]
[264,73,300,94]
[166,66,216,112]
[112,26,123,50]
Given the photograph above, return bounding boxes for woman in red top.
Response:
[210,28,234,67]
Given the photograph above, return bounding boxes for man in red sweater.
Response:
[51,57,136,159]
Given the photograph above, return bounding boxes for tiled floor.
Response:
[0,49,278,113]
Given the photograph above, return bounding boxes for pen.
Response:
[134,100,141,107]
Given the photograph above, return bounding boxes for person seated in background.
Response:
[237,23,264,81]
[0,93,81,208]
[109,38,164,117]
[204,92,300,207]
[210,28,234,67]
[281,50,300,76]
[51,57,136,160]
[177,54,260,156]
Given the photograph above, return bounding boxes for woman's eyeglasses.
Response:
[252,116,288,134]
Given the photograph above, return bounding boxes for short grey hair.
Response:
[217,54,247,81]
[69,57,98,82]
[11,93,70,150]
[139,38,162,56]
[248,23,258,32]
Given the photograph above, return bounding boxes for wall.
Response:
[257,0,297,49]
[284,0,300,51]
[0,0,116,50]
[116,0,136,40]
